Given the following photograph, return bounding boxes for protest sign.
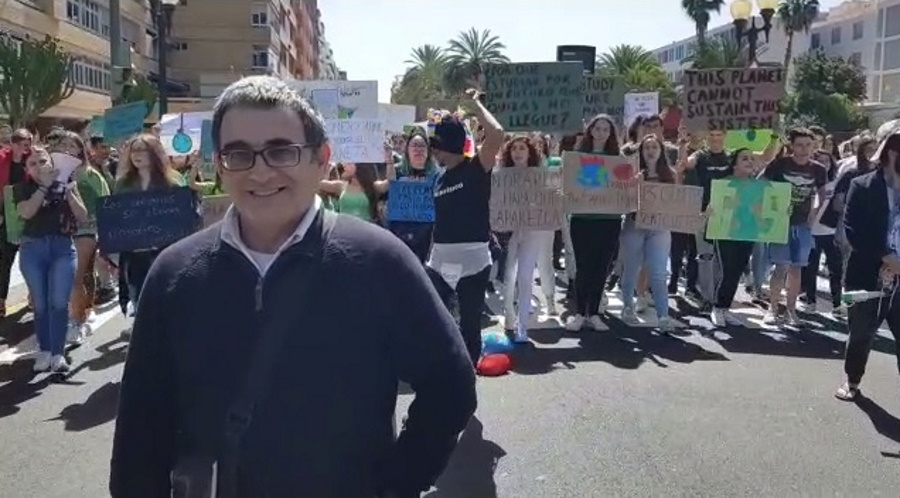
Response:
[387,180,435,222]
[3,186,23,244]
[582,76,626,121]
[103,101,147,144]
[624,92,659,127]
[88,115,105,137]
[562,152,638,214]
[97,187,199,253]
[200,119,214,161]
[490,167,565,231]
[484,62,583,132]
[705,178,791,243]
[725,128,772,152]
[379,104,416,133]
[159,111,212,156]
[287,80,379,119]
[682,67,784,131]
[635,182,704,233]
[327,119,384,163]
[202,195,231,227]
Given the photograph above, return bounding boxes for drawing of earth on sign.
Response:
[338,107,356,119]
[576,156,633,188]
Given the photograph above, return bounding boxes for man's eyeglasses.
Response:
[219,143,318,171]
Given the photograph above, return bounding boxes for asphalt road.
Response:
[1,275,899,498]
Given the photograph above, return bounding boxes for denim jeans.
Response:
[19,235,76,355]
[621,222,671,318]
[751,243,770,293]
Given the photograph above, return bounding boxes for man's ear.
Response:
[316,142,332,170]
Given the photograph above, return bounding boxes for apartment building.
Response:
[316,10,339,79]
[167,0,318,104]
[1,0,157,123]
[651,0,900,104]
[293,0,317,79]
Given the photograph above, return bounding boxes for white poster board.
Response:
[287,80,379,119]
[159,111,212,156]
[327,119,384,163]
[624,92,659,127]
[378,104,416,133]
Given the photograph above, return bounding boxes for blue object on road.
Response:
[482,331,514,355]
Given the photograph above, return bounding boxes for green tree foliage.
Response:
[0,34,75,127]
[777,0,819,82]
[681,0,726,45]
[597,45,677,106]
[783,49,868,131]
[683,38,744,69]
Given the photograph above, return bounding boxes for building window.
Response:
[252,45,269,68]
[811,32,820,49]
[69,59,110,93]
[831,26,841,45]
[66,0,111,39]
[251,7,268,27]
[675,44,684,61]
[853,21,864,40]
[850,52,862,66]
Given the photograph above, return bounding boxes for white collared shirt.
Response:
[219,196,322,276]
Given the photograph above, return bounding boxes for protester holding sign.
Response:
[619,135,677,332]
[15,147,89,373]
[566,114,622,332]
[760,128,828,326]
[113,134,186,320]
[428,89,504,364]
[389,128,438,262]
[45,129,111,345]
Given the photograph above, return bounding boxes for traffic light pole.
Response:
[109,0,126,106]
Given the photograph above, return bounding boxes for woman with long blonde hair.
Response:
[115,134,184,326]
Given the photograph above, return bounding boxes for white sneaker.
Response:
[599,293,609,313]
[832,304,847,319]
[66,322,85,345]
[658,316,677,333]
[785,309,801,327]
[635,296,648,313]
[33,351,51,372]
[545,301,558,316]
[587,315,605,331]
[762,311,781,325]
[503,311,516,331]
[711,308,727,327]
[86,310,97,323]
[621,308,639,324]
[50,355,70,373]
[800,301,817,313]
[565,314,586,331]
[513,326,529,344]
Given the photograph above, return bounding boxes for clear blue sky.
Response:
[318,0,844,102]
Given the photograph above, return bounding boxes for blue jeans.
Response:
[751,243,770,292]
[19,235,76,355]
[769,224,814,268]
[620,223,672,318]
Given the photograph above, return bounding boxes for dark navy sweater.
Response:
[109,209,477,497]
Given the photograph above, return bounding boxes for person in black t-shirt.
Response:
[428,89,504,364]
[760,128,828,326]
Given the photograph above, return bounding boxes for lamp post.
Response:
[151,0,178,116]
[729,0,778,66]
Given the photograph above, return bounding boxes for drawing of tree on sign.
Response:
[707,179,790,243]
[338,106,356,118]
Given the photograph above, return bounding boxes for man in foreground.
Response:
[110,76,477,498]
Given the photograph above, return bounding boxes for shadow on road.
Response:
[48,381,120,431]
[855,394,900,446]
[0,308,33,350]
[425,417,505,498]
[67,336,129,377]
[0,360,85,419]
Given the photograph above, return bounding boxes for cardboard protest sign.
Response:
[327,119,384,163]
[624,92,659,127]
[287,80,379,119]
[103,101,147,144]
[582,76,626,121]
[202,195,231,227]
[490,167,565,231]
[635,182,704,234]
[158,111,213,156]
[562,152,638,214]
[682,67,784,131]
[484,62,583,132]
[379,104,416,134]
[97,187,199,253]
[705,178,791,243]
[387,180,435,222]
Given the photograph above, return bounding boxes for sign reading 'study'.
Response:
[484,62,584,132]
[681,67,785,131]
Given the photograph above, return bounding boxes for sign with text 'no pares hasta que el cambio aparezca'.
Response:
[97,187,200,254]
[483,62,584,133]
[681,67,785,131]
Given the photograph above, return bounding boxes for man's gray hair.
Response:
[211,75,327,151]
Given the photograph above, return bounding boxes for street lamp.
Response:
[151,0,178,116]
[730,0,778,66]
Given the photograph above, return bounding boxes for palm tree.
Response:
[391,45,448,108]
[444,28,510,94]
[404,44,448,82]
[778,0,819,80]
[596,45,658,77]
[682,0,726,45]
[683,37,744,69]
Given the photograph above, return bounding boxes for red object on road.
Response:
[477,354,512,377]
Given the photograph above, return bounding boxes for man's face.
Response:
[813,134,825,151]
[10,138,32,157]
[641,119,663,139]
[217,106,329,228]
[706,130,725,149]
[791,136,814,161]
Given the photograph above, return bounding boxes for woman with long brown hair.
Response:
[115,134,184,325]
[333,162,390,224]
[619,134,678,333]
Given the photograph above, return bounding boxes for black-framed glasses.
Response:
[220,143,318,171]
